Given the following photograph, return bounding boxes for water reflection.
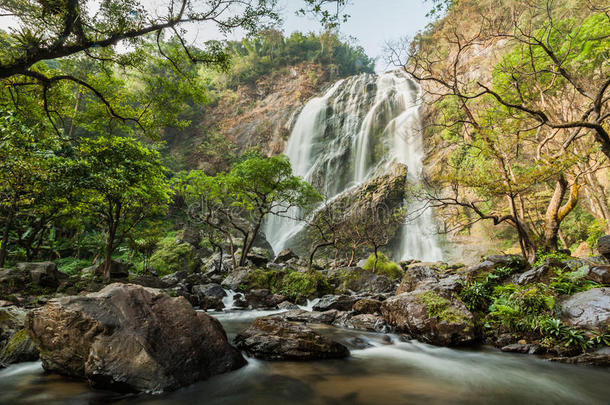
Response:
[1,310,609,405]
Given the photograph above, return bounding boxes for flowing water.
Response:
[1,309,609,405]
[264,71,443,261]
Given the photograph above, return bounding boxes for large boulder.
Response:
[25,283,246,393]
[0,306,28,346]
[233,316,349,361]
[17,262,67,288]
[560,287,609,330]
[381,291,475,346]
[396,264,438,294]
[279,309,339,325]
[352,298,382,314]
[511,258,565,286]
[598,235,610,261]
[0,268,27,286]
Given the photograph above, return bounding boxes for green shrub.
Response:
[363,253,404,280]
[534,250,571,266]
[586,219,608,251]
[280,271,331,301]
[149,236,199,276]
[55,257,93,276]
[487,283,555,332]
[550,267,601,295]
[460,265,519,311]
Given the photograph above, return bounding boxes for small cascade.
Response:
[222,289,238,310]
[297,298,321,312]
[264,71,443,262]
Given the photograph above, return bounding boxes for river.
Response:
[1,308,609,405]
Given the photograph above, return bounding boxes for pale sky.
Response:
[280,1,431,71]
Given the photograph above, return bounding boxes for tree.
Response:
[76,136,171,279]
[183,155,322,267]
[386,0,609,259]
[0,111,72,266]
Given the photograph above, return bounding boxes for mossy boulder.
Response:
[381,290,475,346]
[149,236,200,276]
[0,329,39,367]
[363,253,404,280]
[279,271,331,301]
[327,267,394,294]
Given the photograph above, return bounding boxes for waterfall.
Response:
[265,71,443,262]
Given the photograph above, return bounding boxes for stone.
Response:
[16,262,66,288]
[0,268,27,286]
[585,265,610,284]
[0,306,28,347]
[396,265,438,294]
[381,291,475,346]
[273,248,299,264]
[161,271,189,287]
[550,347,610,366]
[247,252,269,267]
[192,283,227,310]
[560,287,609,330]
[511,258,566,285]
[343,314,388,333]
[0,329,39,367]
[352,298,382,314]
[598,235,610,261]
[221,267,252,291]
[326,267,395,294]
[313,294,360,312]
[501,343,544,355]
[280,309,339,325]
[277,301,300,310]
[129,275,168,289]
[233,316,349,361]
[26,283,245,393]
[245,289,286,308]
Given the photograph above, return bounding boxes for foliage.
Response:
[55,257,92,276]
[549,267,601,295]
[148,235,199,276]
[363,252,403,280]
[586,220,608,251]
[487,283,555,333]
[76,135,172,278]
[460,266,520,311]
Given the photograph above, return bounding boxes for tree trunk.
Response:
[104,228,115,280]
[309,242,333,272]
[0,194,18,267]
[373,246,379,272]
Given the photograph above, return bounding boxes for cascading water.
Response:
[265,71,443,262]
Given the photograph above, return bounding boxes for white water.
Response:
[222,289,239,310]
[297,297,321,311]
[265,71,443,261]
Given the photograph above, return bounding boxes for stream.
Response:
[1,308,609,405]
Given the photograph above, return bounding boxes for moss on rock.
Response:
[418,291,471,325]
[279,271,331,301]
[363,253,404,280]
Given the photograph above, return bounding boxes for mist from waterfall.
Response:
[264,71,443,262]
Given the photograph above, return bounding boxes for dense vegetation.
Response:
[389,0,609,261]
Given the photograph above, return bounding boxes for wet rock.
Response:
[247,252,269,267]
[16,262,66,288]
[203,253,233,276]
[273,248,299,264]
[343,314,388,333]
[313,295,360,312]
[245,289,287,308]
[234,316,349,360]
[381,291,475,346]
[550,347,610,366]
[192,283,226,310]
[0,306,28,348]
[560,287,609,330]
[278,301,300,310]
[26,283,245,393]
[501,343,545,354]
[352,298,382,314]
[495,333,516,347]
[0,329,39,367]
[598,235,610,261]
[280,309,338,324]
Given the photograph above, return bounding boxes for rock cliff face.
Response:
[165,63,334,170]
